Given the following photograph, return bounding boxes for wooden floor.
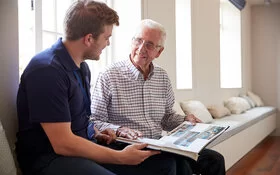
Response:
[226,136,280,175]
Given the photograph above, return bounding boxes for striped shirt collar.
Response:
[128,55,154,80]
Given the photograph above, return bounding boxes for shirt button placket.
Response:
[143,80,153,138]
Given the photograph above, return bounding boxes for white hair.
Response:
[134,19,166,46]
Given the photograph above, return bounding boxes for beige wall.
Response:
[0,0,19,148]
[251,4,280,135]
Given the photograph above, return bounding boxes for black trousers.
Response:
[101,142,177,175]
[101,152,177,175]
[28,143,177,175]
[31,153,176,175]
[105,142,225,175]
[28,143,224,175]
[174,148,226,175]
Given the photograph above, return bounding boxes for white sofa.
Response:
[173,99,277,171]
[206,106,276,170]
[0,102,277,174]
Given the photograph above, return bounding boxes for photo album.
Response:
[116,121,229,161]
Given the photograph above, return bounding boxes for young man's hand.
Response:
[116,127,143,140]
[119,143,160,165]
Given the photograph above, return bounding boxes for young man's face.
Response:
[84,24,113,61]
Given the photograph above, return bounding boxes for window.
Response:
[18,0,36,76]
[220,0,242,88]
[18,0,141,87]
[86,0,141,87]
[18,0,75,75]
[175,0,192,89]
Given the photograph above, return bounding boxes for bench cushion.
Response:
[207,106,276,148]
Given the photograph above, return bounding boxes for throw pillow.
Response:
[172,101,185,116]
[224,97,251,114]
[0,121,17,175]
[207,105,231,119]
[180,100,213,123]
[239,95,255,108]
[247,91,264,107]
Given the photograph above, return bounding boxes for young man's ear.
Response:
[84,33,93,47]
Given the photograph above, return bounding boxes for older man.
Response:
[91,19,226,175]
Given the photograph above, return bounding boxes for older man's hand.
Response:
[185,114,202,125]
[94,128,116,145]
[116,127,143,140]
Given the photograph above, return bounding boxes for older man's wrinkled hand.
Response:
[95,128,116,145]
[185,114,202,125]
[116,127,143,140]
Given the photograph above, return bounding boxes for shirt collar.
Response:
[53,38,79,71]
[127,55,154,80]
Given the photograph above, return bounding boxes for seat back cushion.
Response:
[207,105,231,119]
[247,91,264,107]
[173,101,185,116]
[224,97,251,114]
[0,120,17,175]
[180,100,213,123]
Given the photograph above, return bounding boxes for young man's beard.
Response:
[84,54,100,61]
[87,56,100,61]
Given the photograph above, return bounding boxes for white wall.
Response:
[0,0,19,148]
[145,0,251,106]
[242,4,252,93]
[251,4,280,135]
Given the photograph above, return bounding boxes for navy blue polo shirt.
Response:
[16,38,91,171]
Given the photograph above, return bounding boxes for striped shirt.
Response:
[90,58,184,139]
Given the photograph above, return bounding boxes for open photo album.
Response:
[116,121,229,161]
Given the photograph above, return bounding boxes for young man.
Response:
[16,1,176,175]
[91,19,226,175]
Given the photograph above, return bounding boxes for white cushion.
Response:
[239,95,255,108]
[224,97,251,114]
[0,121,17,175]
[207,105,231,119]
[172,101,185,116]
[180,100,213,123]
[247,91,264,107]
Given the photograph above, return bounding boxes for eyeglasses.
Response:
[132,37,161,51]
